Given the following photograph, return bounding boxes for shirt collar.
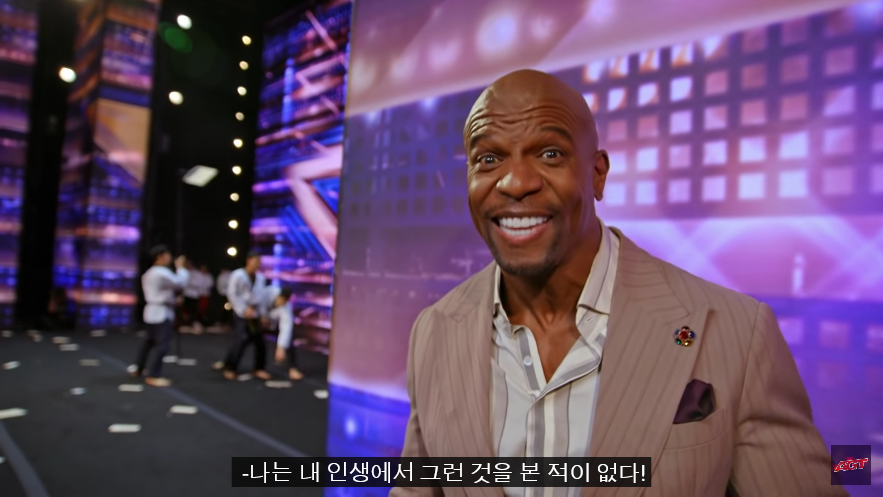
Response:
[493,218,617,333]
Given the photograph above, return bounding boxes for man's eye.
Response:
[477,155,497,165]
[543,150,562,159]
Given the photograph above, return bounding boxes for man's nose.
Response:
[495,158,543,200]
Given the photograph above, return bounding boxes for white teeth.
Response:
[498,217,549,229]
[497,216,550,239]
[501,226,538,238]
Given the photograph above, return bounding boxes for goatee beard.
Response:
[487,241,556,279]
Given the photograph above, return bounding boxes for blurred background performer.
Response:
[181,260,201,332]
[194,264,214,332]
[222,251,271,381]
[134,246,188,388]
[210,267,233,368]
[268,286,305,381]
[214,268,232,328]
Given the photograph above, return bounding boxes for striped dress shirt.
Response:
[491,221,620,497]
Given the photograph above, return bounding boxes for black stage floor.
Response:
[0,329,328,497]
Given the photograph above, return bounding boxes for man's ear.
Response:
[593,150,610,201]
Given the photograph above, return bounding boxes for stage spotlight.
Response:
[227,247,237,256]
[59,67,76,83]
[169,91,183,105]
[235,112,245,121]
[239,61,249,70]
[229,220,239,229]
[237,86,247,96]
[232,165,242,175]
[233,139,243,148]
[176,15,192,30]
[230,193,240,202]
[242,35,252,45]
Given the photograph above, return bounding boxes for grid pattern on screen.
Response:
[572,11,883,218]
[0,0,38,325]
[341,91,479,227]
[337,5,883,290]
[52,0,158,328]
[344,9,883,224]
[768,296,883,458]
[251,0,352,353]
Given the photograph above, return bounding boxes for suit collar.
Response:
[438,227,691,323]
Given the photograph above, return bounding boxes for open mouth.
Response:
[493,216,551,241]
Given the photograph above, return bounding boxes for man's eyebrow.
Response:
[539,126,573,142]
[468,133,490,152]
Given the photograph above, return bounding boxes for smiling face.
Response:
[464,70,609,277]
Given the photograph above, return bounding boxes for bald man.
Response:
[391,70,844,497]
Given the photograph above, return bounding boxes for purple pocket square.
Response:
[673,379,716,424]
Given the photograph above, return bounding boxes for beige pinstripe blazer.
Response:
[392,229,847,497]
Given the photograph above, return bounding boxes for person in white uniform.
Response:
[135,245,188,387]
[216,269,231,297]
[222,251,271,380]
[266,286,305,381]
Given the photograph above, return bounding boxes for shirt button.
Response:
[523,356,533,367]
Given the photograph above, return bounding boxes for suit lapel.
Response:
[583,232,709,497]
[437,263,502,497]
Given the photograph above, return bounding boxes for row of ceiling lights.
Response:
[168,15,252,258]
[228,31,252,257]
[57,13,252,258]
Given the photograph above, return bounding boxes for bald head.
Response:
[464,69,599,153]
[462,69,610,279]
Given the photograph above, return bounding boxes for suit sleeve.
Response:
[730,303,847,496]
[389,308,442,497]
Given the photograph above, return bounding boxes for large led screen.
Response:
[252,0,352,354]
[0,0,39,326]
[329,2,883,493]
[54,0,159,328]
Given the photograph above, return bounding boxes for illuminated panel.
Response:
[329,1,883,472]
[0,0,39,325]
[53,0,159,329]
[252,0,352,354]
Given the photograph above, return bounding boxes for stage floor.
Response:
[0,330,328,497]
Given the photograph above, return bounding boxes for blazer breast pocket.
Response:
[663,407,729,451]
